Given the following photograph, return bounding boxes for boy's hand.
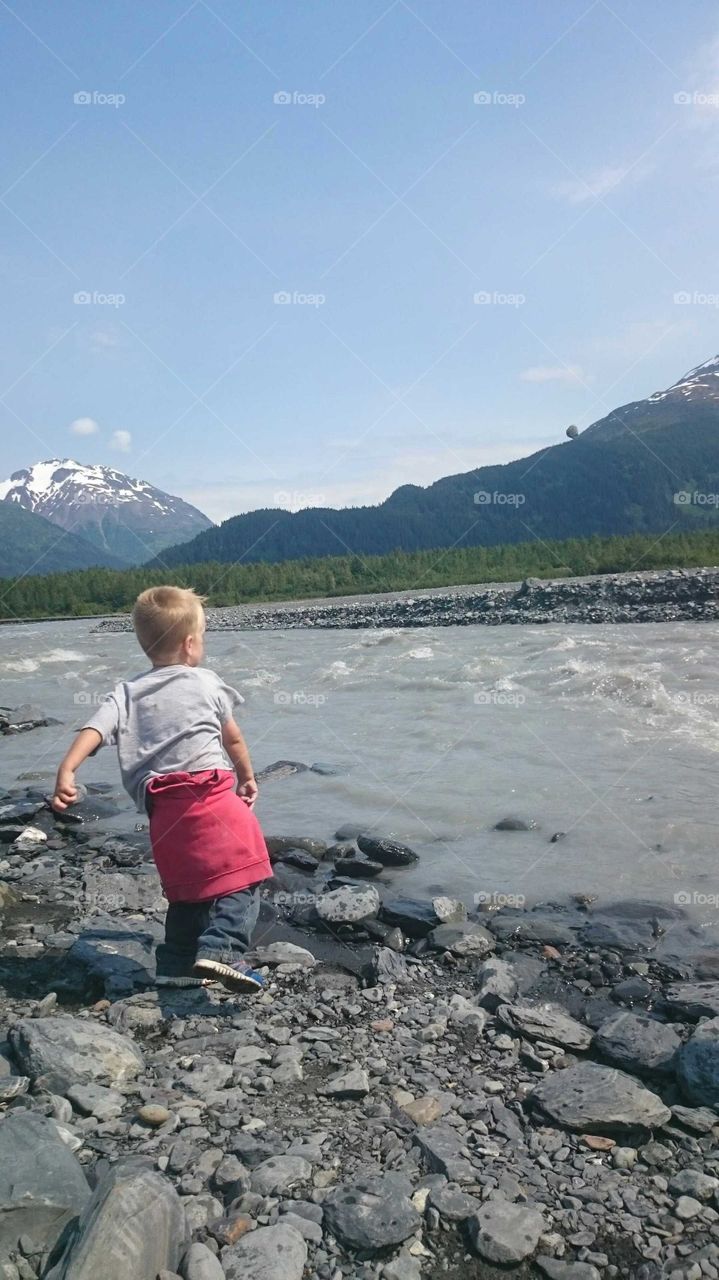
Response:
[52,767,78,812]
[237,776,258,809]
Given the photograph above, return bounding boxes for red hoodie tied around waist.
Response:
[146,768,272,903]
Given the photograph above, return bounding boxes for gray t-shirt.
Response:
[81,665,244,812]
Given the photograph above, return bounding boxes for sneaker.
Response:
[156,973,213,988]
[192,957,264,993]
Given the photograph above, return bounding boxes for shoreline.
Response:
[1,785,719,1277]
[90,566,719,633]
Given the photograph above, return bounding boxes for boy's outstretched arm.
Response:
[221,718,258,808]
[51,728,103,811]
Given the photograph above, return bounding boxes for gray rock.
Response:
[498,1001,592,1051]
[67,1082,125,1120]
[0,1111,90,1259]
[82,869,165,914]
[321,1066,370,1098]
[669,1169,719,1200]
[477,956,519,1011]
[279,1211,322,1243]
[428,1182,481,1222]
[314,884,379,925]
[334,854,384,879]
[664,981,719,1021]
[356,835,418,866]
[222,1223,307,1280]
[494,817,534,831]
[671,1104,718,1133]
[264,833,325,856]
[46,1159,188,1280]
[528,1062,671,1134]
[467,1197,545,1264]
[250,1156,312,1196]
[536,1258,601,1279]
[180,1243,225,1280]
[323,1173,421,1252]
[414,1126,476,1182]
[10,1015,144,1094]
[427,922,496,957]
[378,897,443,937]
[68,914,162,995]
[677,1015,719,1107]
[251,942,316,968]
[593,1011,680,1077]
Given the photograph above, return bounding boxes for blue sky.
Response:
[2,0,718,521]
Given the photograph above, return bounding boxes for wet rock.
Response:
[579,919,655,953]
[677,1015,719,1107]
[264,834,326,858]
[497,1001,592,1051]
[314,884,379,925]
[45,1159,188,1280]
[222,1223,307,1280]
[379,897,446,938]
[593,1011,680,1077]
[334,854,384,879]
[323,1173,421,1252]
[273,848,320,872]
[494,817,535,831]
[466,1197,545,1264]
[255,762,310,783]
[528,1062,671,1134]
[0,1111,90,1259]
[611,975,653,1005]
[664,981,719,1021]
[68,914,162,995]
[356,835,419,866]
[427,922,496,957]
[10,1015,144,1094]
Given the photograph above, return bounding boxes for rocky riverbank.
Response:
[90,567,719,632]
[1,782,719,1279]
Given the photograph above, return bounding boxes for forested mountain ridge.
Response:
[152,356,719,569]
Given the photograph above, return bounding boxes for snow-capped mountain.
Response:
[585,355,719,439]
[0,460,213,564]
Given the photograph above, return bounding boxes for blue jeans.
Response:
[156,886,260,977]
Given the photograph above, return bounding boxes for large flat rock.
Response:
[497,1001,592,1051]
[593,1011,680,1077]
[528,1061,671,1134]
[10,1014,144,1094]
[0,1111,90,1260]
[323,1173,421,1253]
[677,1015,719,1108]
[45,1159,188,1279]
[222,1223,307,1280]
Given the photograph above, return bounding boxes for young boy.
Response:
[51,585,272,993]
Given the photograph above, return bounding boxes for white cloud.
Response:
[110,430,132,452]
[520,364,586,385]
[553,163,652,205]
[70,416,99,436]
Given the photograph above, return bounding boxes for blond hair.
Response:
[132,585,206,661]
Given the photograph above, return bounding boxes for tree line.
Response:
[1,528,719,621]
